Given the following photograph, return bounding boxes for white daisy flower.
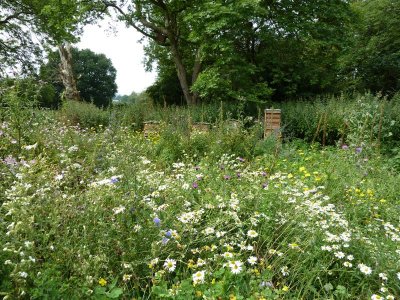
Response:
[378,273,388,281]
[247,256,257,265]
[358,263,372,275]
[192,270,206,285]
[204,227,215,235]
[163,258,176,272]
[229,260,243,274]
[343,261,352,268]
[223,252,233,259]
[247,230,258,238]
[334,251,345,259]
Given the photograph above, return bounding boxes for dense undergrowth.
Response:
[1,93,400,299]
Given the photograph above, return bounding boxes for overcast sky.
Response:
[76,20,157,96]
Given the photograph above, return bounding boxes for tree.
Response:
[0,0,45,75]
[41,47,117,108]
[140,0,353,104]
[1,0,101,75]
[341,0,400,95]
[100,0,204,105]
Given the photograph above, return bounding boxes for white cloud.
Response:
[76,19,156,96]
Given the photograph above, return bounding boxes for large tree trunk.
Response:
[169,40,195,106]
[58,43,80,101]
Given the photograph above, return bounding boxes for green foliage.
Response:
[1,109,400,299]
[60,100,110,128]
[139,0,354,104]
[40,47,117,108]
[340,0,400,94]
[1,0,100,75]
[0,78,40,151]
[278,93,400,151]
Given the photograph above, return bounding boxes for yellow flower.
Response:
[98,278,107,286]
[299,166,306,172]
[252,268,260,276]
[229,294,237,300]
[282,285,289,292]
[226,245,234,251]
[188,259,195,269]
[203,245,211,251]
[195,290,203,297]
[287,173,293,179]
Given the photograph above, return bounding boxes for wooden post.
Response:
[264,109,281,139]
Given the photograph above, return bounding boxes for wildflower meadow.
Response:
[1,98,400,299]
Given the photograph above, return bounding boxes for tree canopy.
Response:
[0,0,101,76]
[341,0,400,95]
[2,0,400,105]
[40,47,117,108]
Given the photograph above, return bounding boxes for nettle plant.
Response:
[343,94,394,153]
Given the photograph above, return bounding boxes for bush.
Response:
[278,92,400,152]
[59,100,110,128]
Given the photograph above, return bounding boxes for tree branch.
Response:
[0,12,23,26]
[101,0,170,44]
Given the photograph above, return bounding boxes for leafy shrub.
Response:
[60,100,110,128]
[279,93,400,152]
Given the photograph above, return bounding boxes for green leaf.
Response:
[107,288,123,299]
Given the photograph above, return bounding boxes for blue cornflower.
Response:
[153,217,161,226]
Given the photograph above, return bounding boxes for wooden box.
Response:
[192,122,211,133]
[143,121,161,137]
[264,109,281,138]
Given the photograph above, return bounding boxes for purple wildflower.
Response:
[355,147,362,154]
[236,173,241,178]
[224,175,231,180]
[262,182,269,189]
[237,157,245,162]
[341,144,349,150]
[192,181,199,189]
[162,237,170,245]
[165,230,172,238]
[153,217,161,226]
[194,166,200,170]
[3,156,17,166]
